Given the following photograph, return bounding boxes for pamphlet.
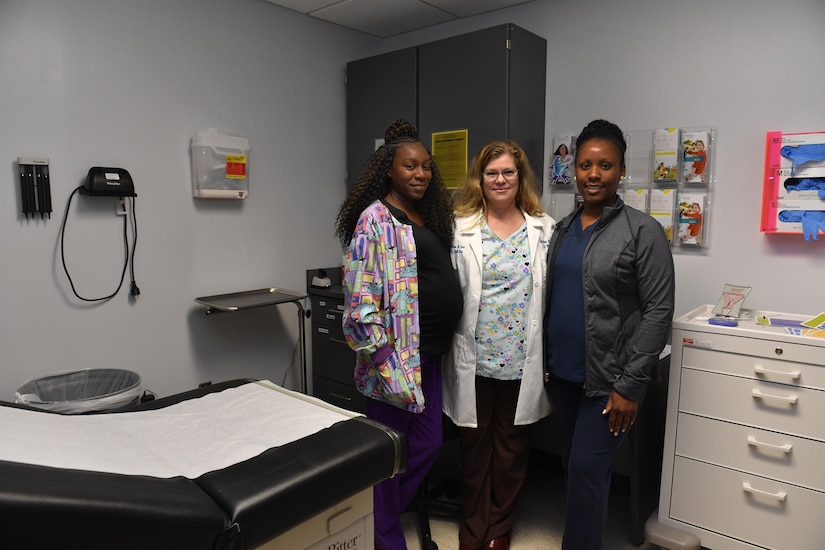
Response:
[677,191,707,245]
[650,189,676,242]
[653,128,679,182]
[623,188,648,212]
[682,130,709,183]
[549,134,575,185]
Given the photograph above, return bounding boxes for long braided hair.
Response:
[335,119,455,249]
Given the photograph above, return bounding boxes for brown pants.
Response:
[458,376,533,547]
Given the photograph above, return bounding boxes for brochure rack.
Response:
[546,125,717,253]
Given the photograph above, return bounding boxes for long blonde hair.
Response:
[453,139,544,225]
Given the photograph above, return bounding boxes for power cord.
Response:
[280,335,301,387]
[127,195,140,299]
[59,186,139,302]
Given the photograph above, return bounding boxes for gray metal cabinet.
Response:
[346,23,546,190]
[345,46,417,189]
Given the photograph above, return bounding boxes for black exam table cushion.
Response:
[196,416,406,549]
[1,379,406,549]
[0,460,235,550]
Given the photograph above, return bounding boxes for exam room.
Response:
[1,0,823,547]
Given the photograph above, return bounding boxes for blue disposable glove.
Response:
[801,211,825,241]
[781,144,825,175]
[778,210,825,240]
[778,210,803,223]
[784,177,825,200]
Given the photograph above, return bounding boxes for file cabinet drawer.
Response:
[313,376,367,414]
[679,367,825,441]
[310,295,346,329]
[670,456,824,550]
[682,345,825,390]
[313,324,353,384]
[675,412,825,491]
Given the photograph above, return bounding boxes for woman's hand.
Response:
[602,390,638,436]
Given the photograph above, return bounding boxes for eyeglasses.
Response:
[482,169,519,181]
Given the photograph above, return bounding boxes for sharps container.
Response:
[190,128,251,199]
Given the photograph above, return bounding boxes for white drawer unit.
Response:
[656,305,825,549]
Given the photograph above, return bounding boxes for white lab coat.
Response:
[443,211,555,427]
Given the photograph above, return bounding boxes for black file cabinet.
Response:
[306,268,367,414]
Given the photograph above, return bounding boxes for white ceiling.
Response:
[262,0,536,38]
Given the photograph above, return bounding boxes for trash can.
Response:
[14,368,142,414]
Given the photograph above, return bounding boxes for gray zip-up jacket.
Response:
[544,197,675,401]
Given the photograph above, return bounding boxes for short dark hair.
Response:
[575,119,626,165]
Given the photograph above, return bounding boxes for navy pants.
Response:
[546,377,632,550]
[367,353,443,550]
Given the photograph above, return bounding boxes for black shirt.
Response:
[383,201,462,354]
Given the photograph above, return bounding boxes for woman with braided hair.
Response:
[335,119,462,549]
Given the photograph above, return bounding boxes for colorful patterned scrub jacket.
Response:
[343,200,424,412]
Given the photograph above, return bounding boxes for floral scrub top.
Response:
[475,220,532,380]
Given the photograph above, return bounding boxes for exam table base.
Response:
[260,487,374,550]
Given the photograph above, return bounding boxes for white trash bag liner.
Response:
[15,368,142,414]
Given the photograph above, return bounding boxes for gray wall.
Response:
[1,0,823,399]
[0,0,377,400]
[383,0,825,321]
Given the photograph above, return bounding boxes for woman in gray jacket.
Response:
[543,120,675,550]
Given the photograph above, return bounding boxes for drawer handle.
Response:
[329,391,353,402]
[325,313,337,320]
[747,436,793,454]
[751,388,798,405]
[754,365,801,380]
[330,337,348,345]
[742,482,787,502]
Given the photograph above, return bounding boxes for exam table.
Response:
[0,379,406,549]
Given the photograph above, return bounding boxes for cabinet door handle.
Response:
[754,365,801,380]
[747,436,793,454]
[751,388,798,405]
[330,337,348,345]
[742,482,787,502]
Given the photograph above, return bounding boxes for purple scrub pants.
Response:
[367,353,443,550]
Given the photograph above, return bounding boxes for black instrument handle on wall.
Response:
[19,163,31,218]
[35,164,53,218]
[18,158,52,220]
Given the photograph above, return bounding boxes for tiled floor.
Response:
[401,445,656,550]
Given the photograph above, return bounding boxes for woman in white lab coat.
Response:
[443,140,554,550]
